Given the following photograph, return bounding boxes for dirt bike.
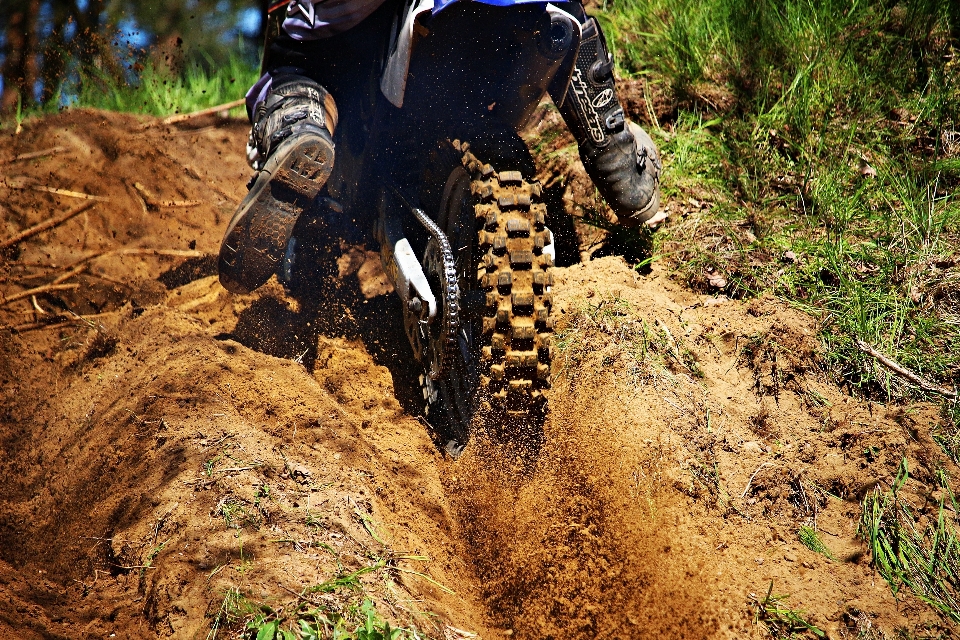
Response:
[287,0,581,455]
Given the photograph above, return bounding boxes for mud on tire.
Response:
[419,134,555,451]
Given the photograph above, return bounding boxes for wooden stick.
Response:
[0,201,97,250]
[7,316,81,332]
[0,283,80,307]
[160,98,246,125]
[26,248,207,275]
[0,178,108,201]
[100,248,207,262]
[31,185,110,201]
[50,264,87,285]
[855,339,958,399]
[741,462,774,499]
[132,181,202,208]
[0,146,67,165]
[2,309,120,332]
[5,319,71,332]
[72,248,206,267]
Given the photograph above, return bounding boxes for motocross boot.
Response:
[551,17,661,227]
[219,74,337,294]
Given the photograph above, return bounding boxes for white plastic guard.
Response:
[380,0,435,108]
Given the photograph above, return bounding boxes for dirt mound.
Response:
[0,109,954,638]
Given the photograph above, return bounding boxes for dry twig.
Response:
[50,264,87,285]
[30,185,109,201]
[132,182,202,208]
[160,98,246,125]
[855,339,957,399]
[0,283,80,308]
[0,201,97,250]
[742,462,775,499]
[5,309,120,332]
[0,147,67,165]
[47,248,207,273]
[1,176,108,200]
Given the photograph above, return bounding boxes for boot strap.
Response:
[559,17,623,148]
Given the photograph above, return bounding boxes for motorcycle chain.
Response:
[408,200,460,379]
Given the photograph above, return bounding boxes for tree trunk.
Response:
[1,0,41,115]
[39,0,72,106]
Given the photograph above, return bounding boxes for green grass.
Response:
[797,525,836,562]
[859,458,960,624]
[206,550,447,639]
[73,53,257,117]
[1,52,256,130]
[936,402,960,463]
[598,0,960,405]
[243,598,417,640]
[209,577,430,640]
[751,582,825,639]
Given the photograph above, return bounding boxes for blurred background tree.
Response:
[0,0,268,115]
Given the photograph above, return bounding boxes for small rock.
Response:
[784,552,797,562]
[743,441,763,454]
[703,296,727,307]
[858,158,877,178]
[644,209,669,228]
[802,561,815,569]
[783,250,797,263]
[707,273,727,289]
[755,558,764,565]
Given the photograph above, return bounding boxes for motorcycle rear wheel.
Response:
[419,134,555,455]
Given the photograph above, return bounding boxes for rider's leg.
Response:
[219,72,337,294]
[219,0,396,294]
[549,5,661,228]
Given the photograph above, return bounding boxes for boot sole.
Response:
[219,133,334,294]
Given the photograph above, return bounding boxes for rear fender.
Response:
[379,0,581,110]
[380,0,434,108]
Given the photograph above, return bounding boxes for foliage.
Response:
[72,52,257,117]
[0,0,263,114]
[859,458,960,624]
[751,582,825,639]
[598,0,960,407]
[206,548,445,640]
[797,526,836,562]
[244,599,419,640]
[934,401,960,463]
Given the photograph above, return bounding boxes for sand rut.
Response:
[0,109,952,638]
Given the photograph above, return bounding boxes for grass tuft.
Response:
[934,401,960,463]
[859,457,960,623]
[797,525,836,562]
[751,582,825,639]
[73,54,257,117]
[597,0,960,410]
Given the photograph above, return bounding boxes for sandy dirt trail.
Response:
[0,109,953,639]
